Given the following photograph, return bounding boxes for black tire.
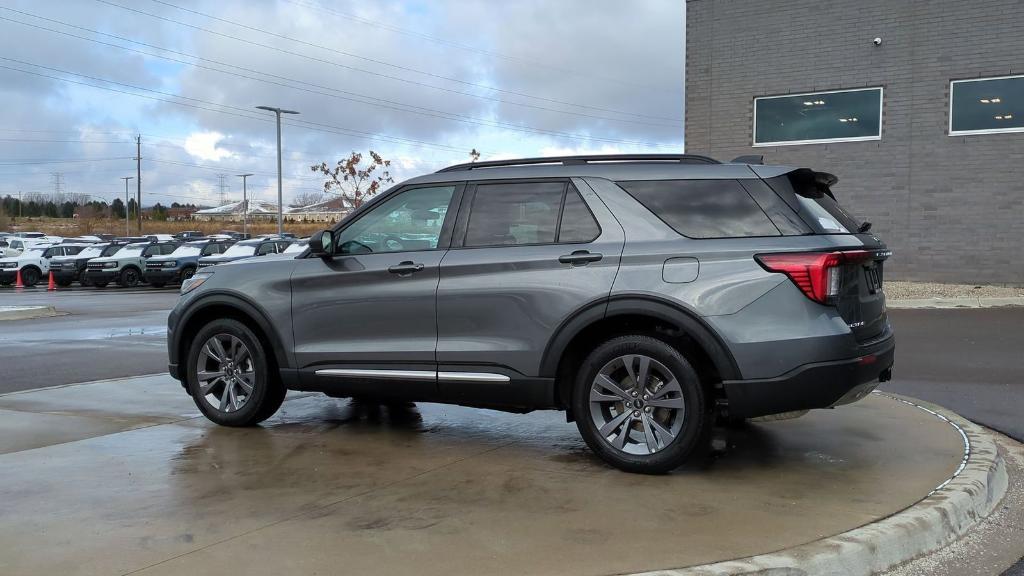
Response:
[180,266,196,282]
[20,267,40,287]
[79,275,91,287]
[572,335,706,474]
[185,318,285,427]
[56,279,73,288]
[93,281,109,288]
[150,282,167,288]
[118,267,140,288]
[0,280,11,287]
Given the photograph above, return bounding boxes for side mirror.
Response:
[308,230,333,257]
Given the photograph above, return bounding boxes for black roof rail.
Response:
[435,154,720,173]
[731,154,764,164]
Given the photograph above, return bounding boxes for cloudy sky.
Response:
[0,0,684,208]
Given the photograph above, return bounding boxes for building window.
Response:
[753,88,883,146]
[949,75,1024,135]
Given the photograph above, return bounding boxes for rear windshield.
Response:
[616,179,780,238]
[765,171,862,234]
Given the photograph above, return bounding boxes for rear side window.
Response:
[765,171,862,234]
[617,179,780,238]
[557,189,601,243]
[465,182,564,246]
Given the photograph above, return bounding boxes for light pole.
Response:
[120,176,133,236]
[236,173,253,237]
[256,105,299,236]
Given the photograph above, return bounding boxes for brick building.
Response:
[685,0,1024,283]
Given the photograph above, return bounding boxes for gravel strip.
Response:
[886,282,1024,300]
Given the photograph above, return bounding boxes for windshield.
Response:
[170,245,202,257]
[114,245,145,257]
[77,246,105,258]
[222,244,256,257]
[23,248,47,257]
[283,242,308,254]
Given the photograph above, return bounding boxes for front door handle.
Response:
[388,261,425,275]
[558,250,603,266]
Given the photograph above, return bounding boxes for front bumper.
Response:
[722,334,895,419]
[83,269,118,284]
[51,269,81,282]
[143,269,179,284]
[0,269,19,282]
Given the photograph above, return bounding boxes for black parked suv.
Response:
[49,242,127,286]
[168,154,894,473]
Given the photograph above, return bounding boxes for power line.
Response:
[137,0,682,121]
[0,9,679,133]
[90,0,682,123]
[283,0,681,95]
[0,58,475,155]
[0,156,134,165]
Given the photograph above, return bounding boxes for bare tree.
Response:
[289,191,326,208]
[469,148,481,163]
[310,150,393,209]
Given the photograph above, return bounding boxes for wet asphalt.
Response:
[0,287,1022,442]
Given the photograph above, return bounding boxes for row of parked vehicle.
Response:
[0,230,307,288]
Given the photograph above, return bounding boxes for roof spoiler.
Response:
[731,154,764,164]
[788,168,839,199]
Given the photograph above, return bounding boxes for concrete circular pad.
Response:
[0,377,979,576]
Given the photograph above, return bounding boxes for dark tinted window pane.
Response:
[465,182,564,246]
[765,173,861,234]
[143,246,159,257]
[617,179,780,238]
[65,246,83,255]
[739,179,811,236]
[950,76,1024,133]
[558,189,600,243]
[257,242,276,255]
[754,88,882,145]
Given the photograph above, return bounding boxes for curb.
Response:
[0,305,60,321]
[627,394,1009,576]
[888,297,1024,309]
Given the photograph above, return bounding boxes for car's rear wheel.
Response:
[119,267,140,288]
[572,335,706,474]
[185,318,286,426]
[20,267,40,287]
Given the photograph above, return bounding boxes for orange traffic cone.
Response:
[14,268,23,289]
[47,270,56,291]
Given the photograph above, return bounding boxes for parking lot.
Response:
[0,285,1022,575]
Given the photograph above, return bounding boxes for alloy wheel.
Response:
[195,333,256,413]
[588,354,686,455]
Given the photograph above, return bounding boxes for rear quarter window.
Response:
[616,179,780,238]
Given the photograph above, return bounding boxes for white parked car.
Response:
[0,243,91,287]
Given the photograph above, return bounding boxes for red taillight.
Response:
[755,250,872,304]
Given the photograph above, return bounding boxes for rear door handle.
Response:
[388,261,425,275]
[558,250,603,265]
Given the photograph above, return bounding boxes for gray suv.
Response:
[168,154,894,473]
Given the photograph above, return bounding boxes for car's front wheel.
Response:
[20,267,40,287]
[119,267,140,288]
[185,318,286,426]
[572,335,706,474]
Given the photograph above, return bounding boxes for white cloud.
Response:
[184,131,234,162]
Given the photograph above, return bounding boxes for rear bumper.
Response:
[722,334,895,419]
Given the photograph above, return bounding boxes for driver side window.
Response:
[335,185,455,255]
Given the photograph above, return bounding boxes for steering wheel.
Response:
[382,235,405,252]
[339,239,374,254]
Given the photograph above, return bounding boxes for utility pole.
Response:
[237,173,253,237]
[121,177,133,237]
[256,105,299,236]
[216,174,228,206]
[136,135,142,233]
[17,191,22,218]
